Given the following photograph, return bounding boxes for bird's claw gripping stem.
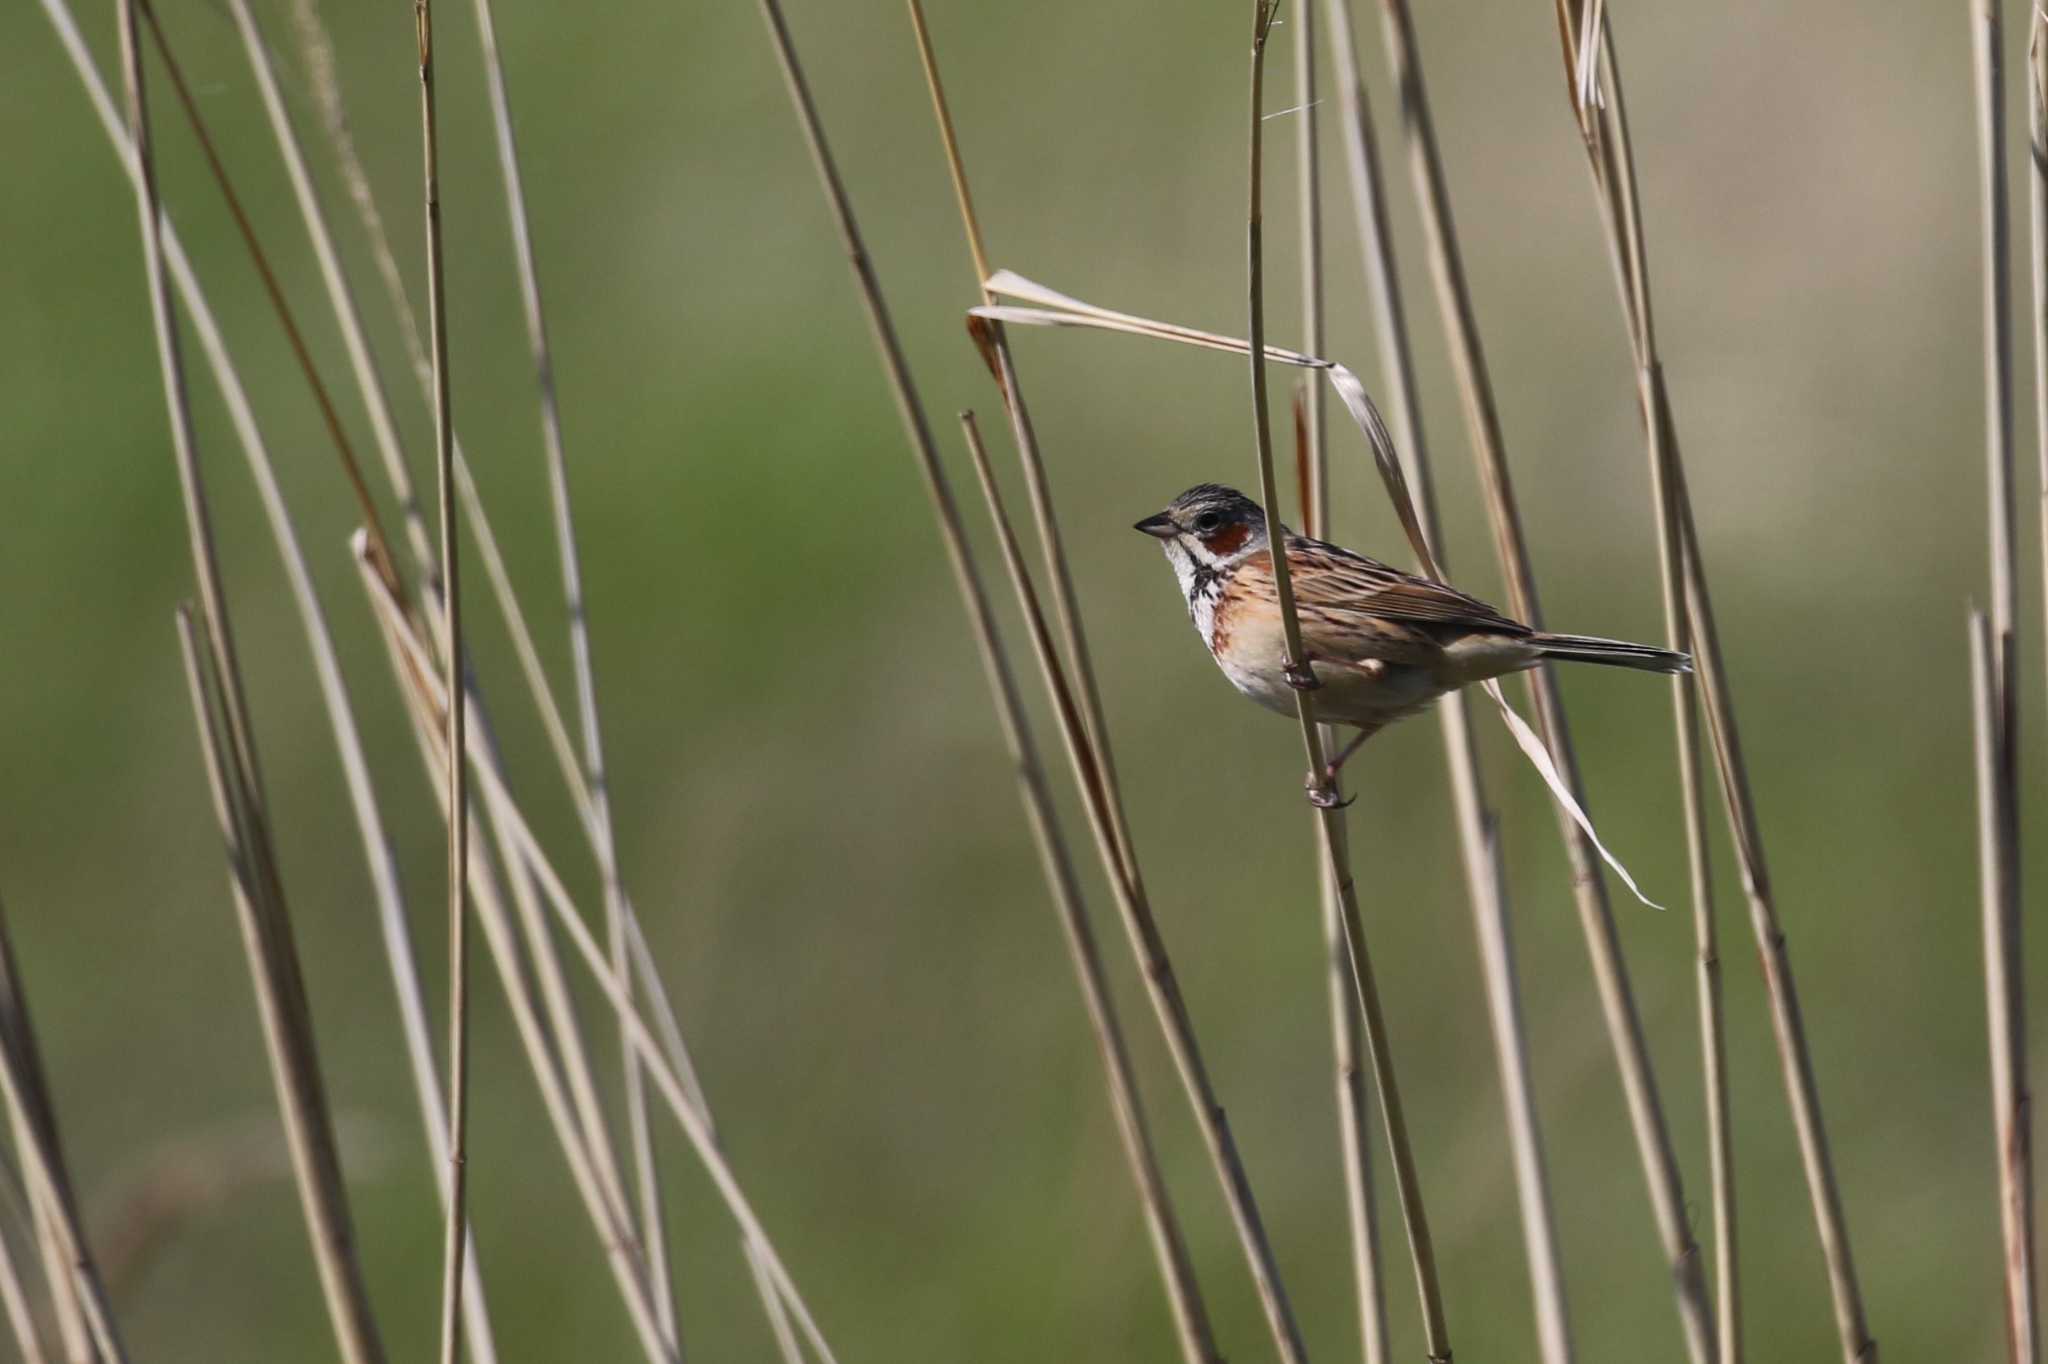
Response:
[1305,773,1354,810]
[1284,659,1320,691]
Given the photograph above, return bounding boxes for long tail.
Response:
[1530,631,1691,674]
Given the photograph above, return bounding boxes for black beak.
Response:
[1133,512,1176,539]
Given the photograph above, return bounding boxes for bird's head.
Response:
[1133,484,1270,581]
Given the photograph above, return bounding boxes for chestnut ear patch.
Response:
[1200,522,1252,557]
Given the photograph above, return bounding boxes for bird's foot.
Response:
[1283,659,1321,691]
[1305,773,1355,810]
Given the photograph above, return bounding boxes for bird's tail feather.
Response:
[1531,632,1691,674]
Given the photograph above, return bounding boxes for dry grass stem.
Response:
[1321,4,1581,1355]
[2035,12,2048,734]
[1971,609,2034,1364]
[958,410,1221,1364]
[0,899,126,1364]
[1293,11,1392,1362]
[172,609,385,1364]
[462,0,676,1335]
[1369,1,1719,1354]
[412,5,474,1359]
[1553,5,1877,1356]
[34,7,506,1351]
[223,0,434,579]
[355,544,682,1364]
[118,2,385,1354]
[1248,7,1453,1356]
[358,552,834,1362]
[1543,4,1738,1357]
[904,0,1145,900]
[899,6,1316,1357]
[1973,14,2032,1355]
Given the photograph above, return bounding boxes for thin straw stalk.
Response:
[1972,610,2034,1364]
[36,10,504,1352]
[172,609,385,1364]
[1370,2,1716,1357]
[1971,14,2031,1355]
[958,411,1220,1364]
[1545,6,1737,1358]
[0,898,126,1364]
[0,1204,45,1364]
[1554,6,1878,1357]
[1320,5,1578,1356]
[903,0,1144,898]
[272,3,652,1259]
[355,555,681,1364]
[357,559,837,1362]
[118,5,385,1354]
[2036,12,2048,751]
[896,6,1312,1358]
[1249,7,1451,1357]
[221,0,434,578]
[461,0,676,1333]
[1295,11,1392,1363]
[413,5,473,1360]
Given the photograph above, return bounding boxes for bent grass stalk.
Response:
[1971,609,2033,1364]
[0,896,126,1364]
[119,4,385,1356]
[1554,6,1877,1358]
[357,560,837,1361]
[1969,3,2032,1358]
[1293,9,1393,1362]
[1320,4,1577,1356]
[1247,7,1449,1355]
[459,0,678,1333]
[34,7,503,1352]
[794,2,1310,1359]
[413,5,474,1361]
[958,410,1221,1364]
[1369,1,1717,1356]
[1545,5,1735,1358]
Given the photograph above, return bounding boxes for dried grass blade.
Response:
[1371,3,1717,1356]
[0,897,125,1364]
[34,7,504,1352]
[1972,609,2035,1364]
[118,0,385,1350]
[1556,7,1879,1357]
[462,0,677,1335]
[771,0,1314,1355]
[355,546,685,1364]
[173,608,385,1364]
[359,554,833,1364]
[957,411,1220,1364]
[1321,8,1574,1357]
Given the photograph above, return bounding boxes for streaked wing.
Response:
[1287,536,1527,630]
[1226,537,1532,670]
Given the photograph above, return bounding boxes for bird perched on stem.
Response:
[1135,483,1689,805]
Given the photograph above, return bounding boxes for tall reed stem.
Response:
[1371,2,1715,1356]
[1544,7,1736,1358]
[414,4,472,1360]
[1971,3,2032,1357]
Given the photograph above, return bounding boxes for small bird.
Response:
[1135,483,1689,805]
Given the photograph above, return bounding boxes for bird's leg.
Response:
[1304,727,1373,809]
[1323,728,1373,780]
[1282,654,1321,692]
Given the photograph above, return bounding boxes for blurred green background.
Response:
[0,0,2041,1359]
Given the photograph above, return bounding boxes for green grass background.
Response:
[0,0,2040,1359]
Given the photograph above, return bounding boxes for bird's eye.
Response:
[1195,512,1222,533]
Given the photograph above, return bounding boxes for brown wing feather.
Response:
[1282,536,1530,633]
[1233,540,1520,670]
